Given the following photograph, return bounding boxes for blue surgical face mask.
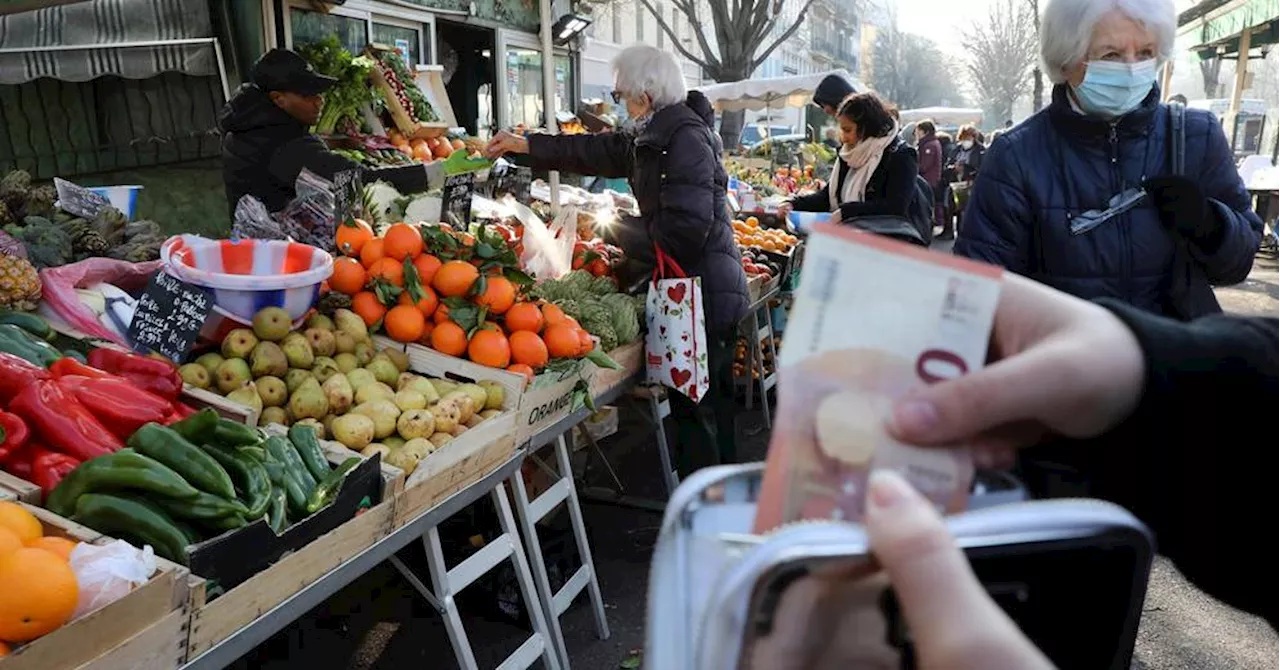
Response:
[1072,59,1158,118]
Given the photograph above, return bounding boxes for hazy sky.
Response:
[893,0,997,58]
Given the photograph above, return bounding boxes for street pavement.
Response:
[231,245,1278,670]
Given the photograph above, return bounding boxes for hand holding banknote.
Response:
[886,272,1146,461]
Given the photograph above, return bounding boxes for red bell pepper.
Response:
[3,443,34,480]
[56,375,172,440]
[0,352,50,404]
[29,446,80,497]
[49,357,119,380]
[167,401,197,422]
[0,411,29,462]
[86,348,183,401]
[8,380,122,460]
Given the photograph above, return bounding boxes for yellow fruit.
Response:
[0,255,40,311]
[0,503,41,545]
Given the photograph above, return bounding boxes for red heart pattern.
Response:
[670,367,692,387]
[667,284,686,303]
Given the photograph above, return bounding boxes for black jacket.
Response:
[524,91,749,331]
[791,140,918,221]
[1088,300,1277,627]
[950,141,985,181]
[219,83,426,213]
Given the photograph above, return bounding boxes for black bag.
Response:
[908,175,936,245]
[843,214,929,247]
[1161,101,1222,320]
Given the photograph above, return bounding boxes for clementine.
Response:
[0,528,21,559]
[468,329,511,368]
[0,504,41,545]
[433,302,452,324]
[383,222,424,261]
[335,219,374,257]
[506,363,535,382]
[0,548,79,642]
[413,254,443,286]
[432,260,480,298]
[417,320,436,345]
[543,324,581,359]
[384,305,426,343]
[399,284,439,316]
[360,238,386,269]
[368,257,405,287]
[509,330,549,368]
[329,256,367,295]
[475,276,516,314]
[25,537,77,562]
[351,291,388,327]
[430,321,468,356]
[541,303,569,327]
[576,328,594,355]
[504,302,544,333]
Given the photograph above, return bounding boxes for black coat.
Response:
[791,140,918,221]
[525,91,748,332]
[219,84,426,213]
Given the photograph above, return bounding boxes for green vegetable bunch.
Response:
[377,51,438,123]
[531,271,642,351]
[299,36,376,135]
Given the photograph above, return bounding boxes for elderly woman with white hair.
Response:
[485,45,748,473]
[955,0,1262,320]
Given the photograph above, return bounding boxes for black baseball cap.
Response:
[251,48,337,96]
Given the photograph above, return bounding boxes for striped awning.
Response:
[0,0,216,85]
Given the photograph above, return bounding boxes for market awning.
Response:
[0,0,219,86]
[695,70,861,112]
[1177,0,1279,57]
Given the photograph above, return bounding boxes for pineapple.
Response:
[24,183,56,217]
[0,200,14,228]
[0,170,31,210]
[0,253,41,311]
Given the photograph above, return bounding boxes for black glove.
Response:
[1143,176,1225,252]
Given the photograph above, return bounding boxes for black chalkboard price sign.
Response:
[127,272,213,363]
[441,172,475,230]
[513,166,532,203]
[53,178,111,219]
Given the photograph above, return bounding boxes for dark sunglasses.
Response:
[1069,187,1148,235]
[610,90,622,104]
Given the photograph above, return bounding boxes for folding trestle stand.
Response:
[576,384,679,513]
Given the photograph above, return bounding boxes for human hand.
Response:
[865,469,1054,670]
[1143,176,1219,249]
[484,130,529,159]
[777,201,794,219]
[886,272,1146,466]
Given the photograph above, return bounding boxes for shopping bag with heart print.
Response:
[645,246,709,402]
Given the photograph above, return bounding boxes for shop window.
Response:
[290,8,366,55]
[506,47,543,129]
[372,23,422,66]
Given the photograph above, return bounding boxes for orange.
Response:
[0,528,21,559]
[506,363,535,382]
[433,302,452,324]
[430,321,468,357]
[330,256,367,295]
[417,320,436,345]
[475,276,516,314]
[335,218,374,257]
[541,303,569,327]
[413,254,443,286]
[577,328,594,355]
[509,330,549,368]
[0,640,9,656]
[0,548,79,642]
[399,284,439,317]
[360,238,386,269]
[0,503,41,545]
[746,216,760,228]
[543,324,581,359]
[468,329,511,368]
[432,261,479,298]
[412,141,434,163]
[451,138,465,151]
[25,537,77,562]
[504,302,544,333]
[367,257,405,287]
[351,291,387,327]
[383,222,424,261]
[383,305,426,343]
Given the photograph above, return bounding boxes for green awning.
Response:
[1178,0,1279,57]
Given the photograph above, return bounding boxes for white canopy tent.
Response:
[696,69,861,112]
[897,107,984,126]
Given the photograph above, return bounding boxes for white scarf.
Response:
[828,121,901,211]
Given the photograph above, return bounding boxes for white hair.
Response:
[1040,0,1176,84]
[612,44,687,109]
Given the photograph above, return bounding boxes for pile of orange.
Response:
[732,216,798,253]
[386,130,465,162]
[0,502,80,646]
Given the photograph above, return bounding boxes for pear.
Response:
[442,391,477,423]
[355,382,395,405]
[457,384,489,414]
[353,399,401,439]
[312,356,341,383]
[285,368,314,394]
[305,313,335,331]
[227,382,264,415]
[305,328,337,357]
[294,417,325,440]
[333,308,369,340]
[384,447,420,474]
[331,414,375,450]
[179,363,211,390]
[464,414,484,429]
[250,341,288,378]
[394,389,427,412]
[361,443,391,460]
[334,330,357,355]
[479,409,502,420]
[195,352,225,376]
[353,341,374,366]
[334,353,359,373]
[345,368,376,391]
[257,375,288,407]
[429,379,458,397]
[396,409,436,440]
[221,328,258,360]
[382,348,411,373]
[288,377,329,421]
[252,306,293,342]
[365,356,400,387]
[401,437,434,459]
[382,435,406,450]
[478,380,505,410]
[428,432,454,449]
[215,358,252,394]
[259,406,289,427]
[404,377,441,404]
[281,332,315,369]
[321,373,354,415]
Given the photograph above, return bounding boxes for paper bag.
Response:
[645,248,709,402]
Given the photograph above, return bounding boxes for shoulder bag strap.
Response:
[1169,101,1186,176]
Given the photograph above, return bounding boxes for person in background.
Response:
[220,49,427,214]
[483,45,748,474]
[944,124,986,239]
[935,131,957,236]
[987,128,1005,145]
[812,73,856,117]
[781,93,917,222]
[914,120,944,235]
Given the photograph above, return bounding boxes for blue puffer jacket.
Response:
[955,85,1262,318]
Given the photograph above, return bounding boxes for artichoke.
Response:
[24,183,56,217]
[0,170,31,209]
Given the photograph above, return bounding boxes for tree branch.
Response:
[750,0,819,72]
[671,0,719,74]
[636,0,716,71]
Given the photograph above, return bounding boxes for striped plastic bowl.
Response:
[161,235,333,325]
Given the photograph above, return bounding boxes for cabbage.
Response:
[364,181,403,226]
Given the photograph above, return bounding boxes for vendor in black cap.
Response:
[812,73,855,117]
[220,48,426,214]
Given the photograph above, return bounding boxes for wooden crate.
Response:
[0,471,40,504]
[0,505,190,670]
[368,56,450,140]
[265,425,408,501]
[180,385,258,426]
[587,341,644,399]
[375,336,527,408]
[391,415,517,529]
[182,498,394,660]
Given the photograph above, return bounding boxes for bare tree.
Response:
[962,0,1038,124]
[1199,56,1222,98]
[869,24,964,109]
[1027,0,1044,112]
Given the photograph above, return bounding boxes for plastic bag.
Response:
[231,169,337,253]
[38,257,162,345]
[520,202,578,280]
[69,540,157,618]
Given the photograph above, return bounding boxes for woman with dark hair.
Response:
[780,93,918,221]
[945,124,986,239]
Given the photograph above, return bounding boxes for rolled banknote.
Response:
[754,224,1002,533]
